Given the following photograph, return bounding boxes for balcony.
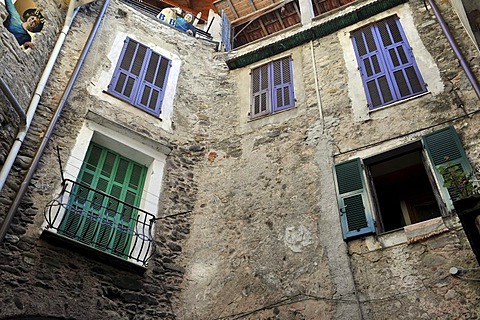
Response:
[43,179,156,270]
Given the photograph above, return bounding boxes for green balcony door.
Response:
[59,143,147,257]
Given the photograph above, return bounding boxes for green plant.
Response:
[439,162,479,200]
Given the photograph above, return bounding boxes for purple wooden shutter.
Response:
[251,64,270,117]
[135,51,171,115]
[271,57,294,112]
[352,16,426,110]
[376,17,426,100]
[352,25,394,109]
[109,38,148,104]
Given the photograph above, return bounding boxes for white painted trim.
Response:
[339,3,443,122]
[88,32,182,133]
[43,118,167,266]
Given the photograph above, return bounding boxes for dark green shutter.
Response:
[423,126,474,210]
[59,143,147,258]
[334,158,375,239]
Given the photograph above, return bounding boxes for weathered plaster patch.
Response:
[284,225,314,252]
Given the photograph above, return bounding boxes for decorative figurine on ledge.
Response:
[156,6,196,37]
[175,12,196,36]
[156,7,180,26]
[3,0,45,49]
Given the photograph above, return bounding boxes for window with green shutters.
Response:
[334,126,473,239]
[423,126,475,210]
[59,143,147,257]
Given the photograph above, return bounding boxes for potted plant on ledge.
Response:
[440,162,480,264]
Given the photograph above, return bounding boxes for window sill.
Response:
[351,217,451,252]
[248,106,296,122]
[102,90,163,120]
[41,229,148,275]
[368,91,431,114]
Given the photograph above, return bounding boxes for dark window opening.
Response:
[367,149,441,232]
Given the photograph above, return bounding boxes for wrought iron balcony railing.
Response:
[44,179,156,267]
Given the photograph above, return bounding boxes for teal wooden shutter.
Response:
[423,126,474,210]
[334,158,375,239]
[59,143,147,258]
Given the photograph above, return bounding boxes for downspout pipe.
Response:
[0,0,110,242]
[0,77,27,128]
[0,1,80,193]
[427,0,480,99]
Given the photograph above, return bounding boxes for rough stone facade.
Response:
[0,0,479,319]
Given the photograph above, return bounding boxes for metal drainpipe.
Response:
[0,0,110,242]
[427,0,480,99]
[0,1,80,193]
[0,78,27,128]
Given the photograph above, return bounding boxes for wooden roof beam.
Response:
[232,0,295,26]
[227,0,239,19]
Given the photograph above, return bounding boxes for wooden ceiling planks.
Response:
[214,0,283,22]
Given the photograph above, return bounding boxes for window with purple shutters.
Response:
[251,56,295,118]
[351,16,426,110]
[108,37,171,116]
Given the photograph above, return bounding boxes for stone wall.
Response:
[177,0,480,319]
[0,0,479,319]
[0,0,64,205]
[0,0,228,318]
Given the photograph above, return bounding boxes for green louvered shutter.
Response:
[334,158,375,239]
[59,143,146,258]
[423,126,474,211]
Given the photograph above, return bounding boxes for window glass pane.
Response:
[363,58,373,77]
[260,65,268,90]
[282,58,291,81]
[367,80,381,107]
[254,96,260,114]
[145,53,159,83]
[378,76,393,103]
[273,60,282,86]
[261,92,267,112]
[283,87,290,107]
[149,90,159,110]
[389,48,400,67]
[388,18,402,43]
[115,159,128,183]
[114,74,127,96]
[364,28,377,52]
[378,21,392,46]
[353,31,367,55]
[129,165,143,189]
[120,40,137,71]
[124,77,135,97]
[86,145,102,171]
[397,46,408,64]
[155,58,169,88]
[394,70,409,96]
[276,87,283,107]
[102,153,116,177]
[141,86,151,106]
[405,67,423,94]
[131,45,147,76]
[252,68,260,93]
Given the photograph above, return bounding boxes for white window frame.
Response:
[43,115,169,265]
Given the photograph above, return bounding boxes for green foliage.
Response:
[439,162,478,200]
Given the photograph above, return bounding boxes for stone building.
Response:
[0,0,479,319]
